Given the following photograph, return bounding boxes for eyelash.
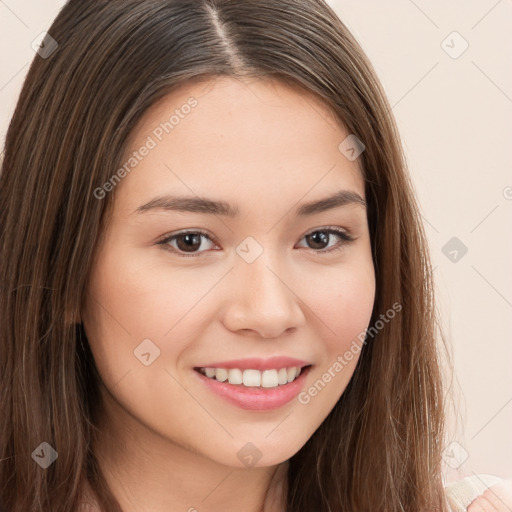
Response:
[156,227,355,258]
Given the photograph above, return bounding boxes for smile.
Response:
[196,366,304,387]
[193,363,312,411]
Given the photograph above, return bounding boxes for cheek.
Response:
[81,248,204,439]
[82,242,227,385]
[308,259,376,353]
[291,261,375,438]
[86,245,201,339]
[330,279,374,347]
[81,245,171,384]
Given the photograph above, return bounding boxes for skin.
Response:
[81,76,376,512]
[466,481,512,512]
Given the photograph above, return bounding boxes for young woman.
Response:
[0,1,509,511]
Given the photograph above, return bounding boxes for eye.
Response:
[157,230,219,257]
[296,227,355,254]
[156,227,355,257]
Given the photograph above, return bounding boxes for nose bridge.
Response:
[223,239,304,337]
[243,251,288,304]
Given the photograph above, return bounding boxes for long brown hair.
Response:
[0,0,451,510]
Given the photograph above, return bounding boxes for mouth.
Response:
[192,362,313,411]
[194,365,310,388]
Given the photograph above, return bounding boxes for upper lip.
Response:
[194,356,312,371]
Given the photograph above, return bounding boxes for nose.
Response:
[221,251,306,339]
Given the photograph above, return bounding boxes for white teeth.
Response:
[261,369,279,388]
[228,368,243,385]
[199,365,307,387]
[278,368,288,385]
[215,368,228,382]
[243,369,261,387]
[286,367,296,383]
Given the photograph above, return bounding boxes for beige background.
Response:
[1,0,510,481]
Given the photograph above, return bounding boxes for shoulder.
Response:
[445,474,512,512]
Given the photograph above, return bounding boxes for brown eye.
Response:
[174,233,203,252]
[298,228,354,254]
[158,230,218,257]
[157,227,354,258]
[305,231,330,250]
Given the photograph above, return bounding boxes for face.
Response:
[82,76,375,468]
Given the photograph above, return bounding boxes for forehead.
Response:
[113,76,365,213]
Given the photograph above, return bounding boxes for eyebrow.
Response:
[133,190,366,217]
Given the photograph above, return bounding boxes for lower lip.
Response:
[194,366,311,411]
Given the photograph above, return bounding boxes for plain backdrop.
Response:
[1,0,511,481]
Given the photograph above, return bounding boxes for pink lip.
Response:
[194,356,311,371]
[193,365,312,411]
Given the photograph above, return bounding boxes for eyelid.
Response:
[300,225,354,241]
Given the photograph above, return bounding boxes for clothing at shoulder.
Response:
[0,475,505,512]
[445,473,504,511]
